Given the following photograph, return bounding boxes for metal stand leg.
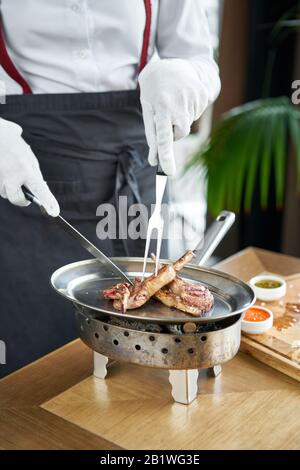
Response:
[208,365,222,377]
[168,369,199,405]
[93,351,109,379]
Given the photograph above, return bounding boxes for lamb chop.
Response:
[150,254,214,316]
[154,277,214,317]
[103,251,194,312]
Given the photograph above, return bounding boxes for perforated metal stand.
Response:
[93,352,222,405]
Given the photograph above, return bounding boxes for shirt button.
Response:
[71,3,80,13]
[78,49,89,59]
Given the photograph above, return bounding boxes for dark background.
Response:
[214,0,300,259]
[241,0,298,252]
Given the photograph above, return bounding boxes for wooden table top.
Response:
[0,341,120,450]
[0,339,299,450]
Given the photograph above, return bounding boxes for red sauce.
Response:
[244,307,270,322]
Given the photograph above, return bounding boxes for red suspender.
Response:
[139,0,152,72]
[0,1,151,95]
[0,19,32,94]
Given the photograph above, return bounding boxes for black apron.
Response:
[0,2,167,377]
[0,90,168,378]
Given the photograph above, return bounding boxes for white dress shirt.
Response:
[0,0,220,102]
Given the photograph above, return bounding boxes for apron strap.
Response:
[0,1,151,95]
[0,18,32,94]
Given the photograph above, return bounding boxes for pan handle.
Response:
[191,211,235,267]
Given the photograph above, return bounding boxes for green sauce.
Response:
[255,279,282,289]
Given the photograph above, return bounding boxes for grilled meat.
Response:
[104,264,176,311]
[172,250,195,271]
[102,282,131,313]
[103,251,194,312]
[154,276,214,316]
[103,250,213,316]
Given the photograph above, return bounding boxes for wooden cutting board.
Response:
[215,247,300,382]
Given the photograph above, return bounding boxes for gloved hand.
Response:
[138,59,209,176]
[0,118,59,216]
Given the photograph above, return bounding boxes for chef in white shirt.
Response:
[0,0,220,375]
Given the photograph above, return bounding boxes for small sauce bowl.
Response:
[242,306,273,334]
[249,274,286,301]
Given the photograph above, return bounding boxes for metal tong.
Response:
[142,162,168,279]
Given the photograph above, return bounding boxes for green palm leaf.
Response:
[289,108,300,185]
[273,114,287,206]
[188,97,300,217]
[259,111,274,208]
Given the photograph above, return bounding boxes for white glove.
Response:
[139,59,209,175]
[0,118,59,217]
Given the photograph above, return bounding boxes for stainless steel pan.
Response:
[51,256,255,325]
[49,210,255,369]
[51,209,255,325]
[21,187,256,369]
